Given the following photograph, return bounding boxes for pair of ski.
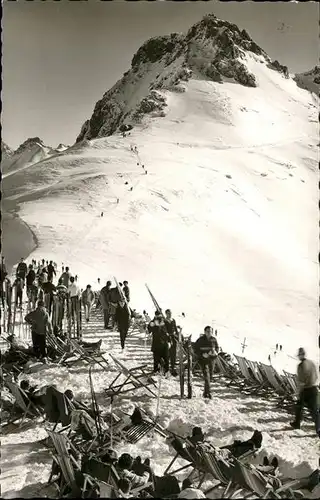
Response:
[145,284,192,399]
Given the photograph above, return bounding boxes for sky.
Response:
[2,0,319,149]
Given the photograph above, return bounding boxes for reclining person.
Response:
[117,453,150,489]
[20,379,51,408]
[220,429,263,458]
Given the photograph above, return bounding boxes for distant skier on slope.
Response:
[101,212,104,217]
[290,347,319,436]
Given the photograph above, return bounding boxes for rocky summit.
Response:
[76,14,291,143]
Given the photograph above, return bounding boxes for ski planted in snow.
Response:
[186,335,193,399]
[178,325,184,398]
[114,277,131,314]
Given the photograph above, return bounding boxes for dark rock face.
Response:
[76,13,278,143]
[1,140,14,159]
[267,60,289,78]
[15,137,45,155]
[131,34,185,68]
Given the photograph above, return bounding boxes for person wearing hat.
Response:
[290,347,319,436]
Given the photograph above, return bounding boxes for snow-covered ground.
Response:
[4,54,318,372]
[2,40,318,498]
[1,310,319,499]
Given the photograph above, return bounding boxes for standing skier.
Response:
[164,309,179,376]
[25,300,52,361]
[290,348,319,436]
[47,261,56,281]
[59,266,72,288]
[68,276,81,324]
[81,284,95,322]
[115,300,131,350]
[148,311,170,375]
[99,281,112,329]
[123,281,130,303]
[16,258,28,280]
[13,276,24,308]
[194,326,219,399]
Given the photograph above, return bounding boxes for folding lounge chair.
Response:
[115,408,167,444]
[215,355,243,387]
[246,360,271,393]
[232,459,281,499]
[47,430,95,497]
[283,371,299,397]
[234,355,266,393]
[105,355,157,398]
[67,339,109,370]
[46,332,73,365]
[82,458,152,498]
[5,380,44,427]
[258,364,294,407]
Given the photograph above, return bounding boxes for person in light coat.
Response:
[81,285,95,322]
[68,276,81,323]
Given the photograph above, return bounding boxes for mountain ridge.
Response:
[76,14,293,143]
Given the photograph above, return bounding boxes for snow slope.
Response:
[294,66,320,95]
[3,48,318,373]
[1,137,66,179]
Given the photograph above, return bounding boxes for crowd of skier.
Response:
[1,254,319,436]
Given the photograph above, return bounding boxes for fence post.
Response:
[187,336,193,399]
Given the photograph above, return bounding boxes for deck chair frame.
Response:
[234,355,266,393]
[67,339,109,370]
[5,380,43,427]
[105,355,157,398]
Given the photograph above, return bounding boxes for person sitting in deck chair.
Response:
[220,429,263,458]
[178,478,205,499]
[20,379,50,408]
[117,453,150,489]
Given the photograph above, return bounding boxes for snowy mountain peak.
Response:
[1,140,14,160]
[294,65,320,94]
[15,137,46,155]
[76,14,292,144]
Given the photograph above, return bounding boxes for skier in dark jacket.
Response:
[25,300,53,360]
[41,277,57,315]
[164,309,179,376]
[194,326,219,399]
[13,277,24,308]
[26,265,36,295]
[123,281,130,302]
[47,261,56,281]
[115,301,131,349]
[99,281,112,329]
[16,258,28,280]
[148,311,170,374]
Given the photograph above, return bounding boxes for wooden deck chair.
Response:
[46,332,73,365]
[258,364,293,407]
[47,430,95,497]
[118,407,168,444]
[83,458,153,497]
[197,448,245,498]
[234,355,266,393]
[105,355,157,398]
[67,339,109,370]
[215,355,243,387]
[283,371,298,396]
[232,459,279,499]
[5,380,43,427]
[275,469,319,497]
[246,360,270,392]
